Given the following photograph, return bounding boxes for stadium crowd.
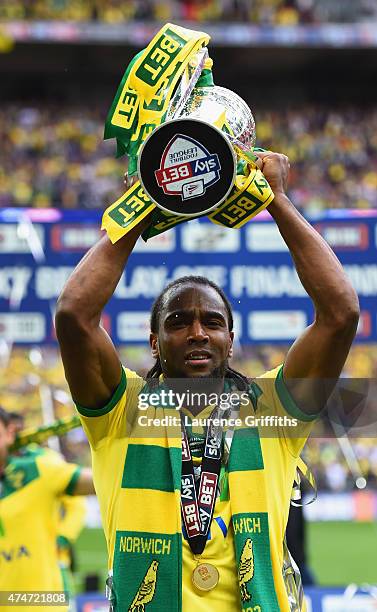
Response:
[1,344,376,491]
[0,0,376,24]
[1,104,377,212]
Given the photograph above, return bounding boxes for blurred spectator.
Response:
[0,0,376,24]
[0,105,122,210]
[257,107,377,213]
[1,104,377,212]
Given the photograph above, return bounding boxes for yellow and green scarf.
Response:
[10,414,81,452]
[111,384,281,611]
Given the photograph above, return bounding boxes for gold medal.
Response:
[192,562,219,591]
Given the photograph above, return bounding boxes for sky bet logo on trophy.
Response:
[140,121,232,216]
[154,133,222,202]
[101,22,275,243]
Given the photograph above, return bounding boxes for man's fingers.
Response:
[257,151,287,161]
[253,151,274,171]
[255,150,273,159]
[124,173,139,189]
[256,150,290,170]
[253,156,263,170]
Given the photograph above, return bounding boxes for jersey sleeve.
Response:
[38,453,82,496]
[75,366,145,450]
[254,364,320,457]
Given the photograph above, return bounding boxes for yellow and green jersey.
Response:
[16,445,87,595]
[77,364,316,611]
[0,452,81,611]
[16,445,87,540]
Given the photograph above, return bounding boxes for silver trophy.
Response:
[137,49,258,218]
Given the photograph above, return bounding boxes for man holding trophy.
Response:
[56,23,359,612]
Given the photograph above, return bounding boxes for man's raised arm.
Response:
[258,152,360,413]
[55,215,150,410]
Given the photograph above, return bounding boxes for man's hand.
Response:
[73,467,95,496]
[257,151,290,199]
[124,172,139,190]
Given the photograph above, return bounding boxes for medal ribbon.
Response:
[180,409,223,555]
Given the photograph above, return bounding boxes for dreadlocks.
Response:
[146,276,250,390]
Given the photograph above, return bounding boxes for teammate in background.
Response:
[7,411,62,460]
[0,406,94,612]
[7,412,24,436]
[56,152,359,611]
[7,411,88,605]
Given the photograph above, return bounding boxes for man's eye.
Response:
[169,318,185,326]
[206,319,222,327]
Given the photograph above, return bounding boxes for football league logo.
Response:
[155,135,221,201]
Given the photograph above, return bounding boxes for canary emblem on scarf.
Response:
[128,559,159,611]
[239,538,255,602]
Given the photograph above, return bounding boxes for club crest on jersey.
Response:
[154,134,221,201]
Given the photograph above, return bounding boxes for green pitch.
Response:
[74,521,377,591]
[74,528,107,592]
[307,521,377,585]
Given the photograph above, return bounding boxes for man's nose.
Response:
[187,320,209,343]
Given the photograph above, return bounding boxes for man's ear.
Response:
[228,331,234,359]
[150,333,159,359]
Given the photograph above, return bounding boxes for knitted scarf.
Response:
[110,389,282,611]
